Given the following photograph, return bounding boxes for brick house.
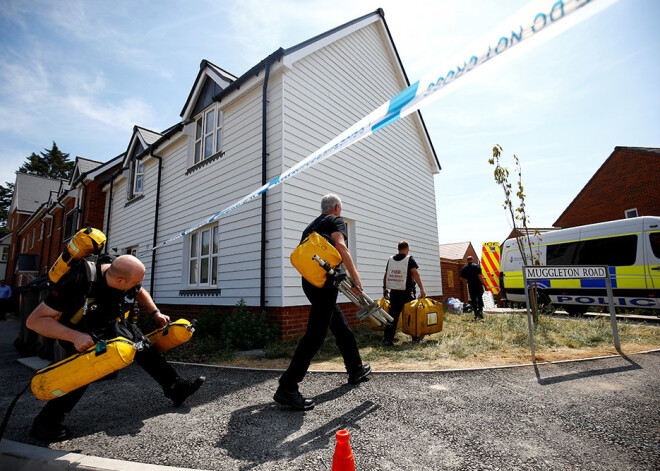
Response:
[438,242,478,303]
[553,147,660,228]
[6,156,122,287]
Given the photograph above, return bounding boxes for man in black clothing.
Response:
[274,194,371,411]
[26,255,205,441]
[460,255,486,320]
[382,241,427,346]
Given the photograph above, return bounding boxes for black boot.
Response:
[166,376,206,407]
[348,364,372,385]
[273,387,314,411]
[30,415,70,442]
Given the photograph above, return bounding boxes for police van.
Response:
[499,217,660,315]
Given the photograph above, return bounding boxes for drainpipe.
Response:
[55,202,65,255]
[260,59,272,312]
[79,180,88,227]
[38,214,47,275]
[148,153,163,298]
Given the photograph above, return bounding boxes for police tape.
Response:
[153,0,618,250]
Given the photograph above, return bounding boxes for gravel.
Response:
[1,317,658,470]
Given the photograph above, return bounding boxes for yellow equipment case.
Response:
[401,298,443,340]
[369,298,402,331]
[290,232,342,288]
[146,319,195,353]
[31,337,138,401]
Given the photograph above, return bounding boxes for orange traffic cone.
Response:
[332,429,355,471]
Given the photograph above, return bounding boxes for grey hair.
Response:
[321,194,342,212]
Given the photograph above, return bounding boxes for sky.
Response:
[1,0,658,257]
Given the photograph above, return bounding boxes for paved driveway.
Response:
[1,317,658,470]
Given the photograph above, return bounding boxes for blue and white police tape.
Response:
[153,0,617,250]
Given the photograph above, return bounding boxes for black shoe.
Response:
[167,376,206,407]
[382,339,394,347]
[30,417,70,442]
[348,364,372,385]
[274,387,314,410]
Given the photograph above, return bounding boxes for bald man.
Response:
[26,255,205,442]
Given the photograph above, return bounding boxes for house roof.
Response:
[177,9,440,172]
[439,242,473,260]
[10,173,65,214]
[553,146,660,227]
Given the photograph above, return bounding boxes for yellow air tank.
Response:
[31,337,138,401]
[146,319,195,353]
[49,226,107,283]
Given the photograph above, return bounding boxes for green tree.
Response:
[0,142,74,236]
[489,145,543,324]
[18,141,74,180]
[0,183,13,238]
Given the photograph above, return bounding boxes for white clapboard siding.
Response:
[280,21,441,306]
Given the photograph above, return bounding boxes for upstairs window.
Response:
[1,246,8,262]
[128,159,144,200]
[188,225,220,287]
[63,208,79,240]
[194,106,223,164]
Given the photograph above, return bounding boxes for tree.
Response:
[18,141,74,180]
[489,144,543,324]
[0,183,13,238]
[0,142,74,236]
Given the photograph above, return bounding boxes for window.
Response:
[575,235,638,266]
[194,106,223,164]
[125,246,138,257]
[188,226,219,287]
[650,233,660,259]
[1,246,8,262]
[547,242,578,265]
[133,163,144,195]
[63,208,79,240]
[625,208,638,218]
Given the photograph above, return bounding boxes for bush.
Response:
[220,300,275,351]
[193,301,276,352]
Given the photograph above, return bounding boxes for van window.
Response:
[650,233,660,258]
[547,242,578,265]
[575,235,637,266]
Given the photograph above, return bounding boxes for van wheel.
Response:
[563,305,588,316]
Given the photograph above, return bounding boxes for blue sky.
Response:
[1,0,658,255]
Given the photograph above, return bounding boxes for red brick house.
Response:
[438,242,478,302]
[553,147,660,228]
[7,156,122,287]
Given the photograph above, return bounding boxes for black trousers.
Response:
[279,278,363,391]
[468,285,484,316]
[383,290,413,342]
[36,329,178,424]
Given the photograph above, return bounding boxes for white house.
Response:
[104,9,442,338]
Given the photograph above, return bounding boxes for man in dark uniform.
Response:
[274,194,371,411]
[382,241,427,346]
[460,255,486,320]
[26,255,205,441]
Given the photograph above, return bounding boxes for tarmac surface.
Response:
[1,315,659,470]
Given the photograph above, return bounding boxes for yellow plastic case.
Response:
[401,298,443,339]
[146,319,195,353]
[290,232,342,288]
[31,337,137,401]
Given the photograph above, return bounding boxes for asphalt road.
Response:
[1,316,659,470]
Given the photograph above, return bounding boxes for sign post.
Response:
[522,265,621,361]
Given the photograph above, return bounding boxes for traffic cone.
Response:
[332,429,355,471]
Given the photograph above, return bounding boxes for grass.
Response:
[165,312,660,370]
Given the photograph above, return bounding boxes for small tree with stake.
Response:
[489,144,543,324]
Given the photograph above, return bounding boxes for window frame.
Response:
[1,246,8,262]
[187,225,220,288]
[63,208,79,241]
[625,208,638,219]
[193,105,223,165]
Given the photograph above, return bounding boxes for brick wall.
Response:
[554,148,660,228]
[440,259,468,303]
